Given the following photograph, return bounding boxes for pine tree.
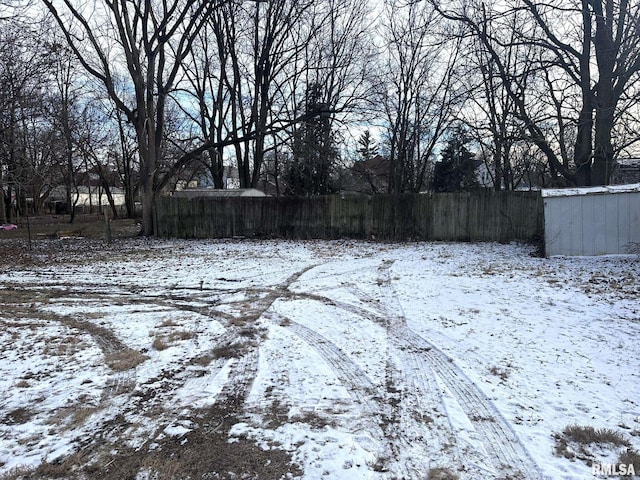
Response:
[357,130,378,162]
[285,83,338,195]
[432,127,480,192]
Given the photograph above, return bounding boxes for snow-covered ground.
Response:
[0,239,638,479]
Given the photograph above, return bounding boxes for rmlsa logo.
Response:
[592,463,636,476]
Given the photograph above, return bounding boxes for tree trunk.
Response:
[102,181,119,219]
[0,188,6,224]
[139,184,155,236]
[6,186,13,223]
[591,0,617,186]
[572,104,594,186]
[124,169,136,219]
[136,117,157,236]
[209,147,225,189]
[138,142,157,234]
[592,111,615,185]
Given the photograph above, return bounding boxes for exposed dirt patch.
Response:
[2,214,139,241]
[0,214,140,269]
[10,401,302,480]
[0,244,306,480]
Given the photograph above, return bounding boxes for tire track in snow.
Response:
[92,266,318,455]
[283,292,467,477]
[381,350,444,479]
[284,319,381,422]
[158,265,321,402]
[137,264,318,408]
[0,295,143,452]
[393,326,541,478]
[373,259,543,479]
[287,258,541,478]
[5,292,141,398]
[211,264,321,397]
[279,315,418,479]
[140,265,320,445]
[385,337,479,477]
[5,266,312,450]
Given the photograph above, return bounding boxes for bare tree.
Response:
[378,0,462,193]
[457,10,537,190]
[73,99,125,219]
[238,0,317,188]
[47,42,87,222]
[178,0,245,189]
[176,0,335,193]
[280,0,375,195]
[111,107,138,218]
[162,0,376,197]
[1,0,34,21]
[42,0,218,234]
[0,19,54,222]
[433,0,640,186]
[303,0,376,126]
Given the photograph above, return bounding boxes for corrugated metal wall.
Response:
[543,186,640,256]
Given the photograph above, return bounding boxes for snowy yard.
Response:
[0,238,638,479]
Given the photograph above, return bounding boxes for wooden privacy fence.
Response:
[155,191,543,243]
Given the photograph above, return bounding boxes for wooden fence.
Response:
[155,191,544,243]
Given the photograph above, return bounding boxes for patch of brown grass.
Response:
[2,407,33,425]
[0,465,35,480]
[151,330,195,351]
[229,317,249,328]
[69,406,100,428]
[561,425,630,447]
[106,349,147,371]
[158,318,181,328]
[238,326,258,338]
[42,336,84,357]
[191,354,213,367]
[152,337,170,351]
[488,365,510,381]
[20,398,302,480]
[168,330,195,342]
[428,467,459,480]
[45,404,99,431]
[289,410,335,430]
[554,424,632,465]
[211,342,243,359]
[11,449,93,480]
[278,316,292,327]
[618,448,640,471]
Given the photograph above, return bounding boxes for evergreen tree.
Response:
[285,83,338,195]
[357,130,378,162]
[432,127,480,192]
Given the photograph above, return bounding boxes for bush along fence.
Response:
[155,191,544,244]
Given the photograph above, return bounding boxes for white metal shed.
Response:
[542,183,640,256]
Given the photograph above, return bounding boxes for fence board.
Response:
[156,191,543,243]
